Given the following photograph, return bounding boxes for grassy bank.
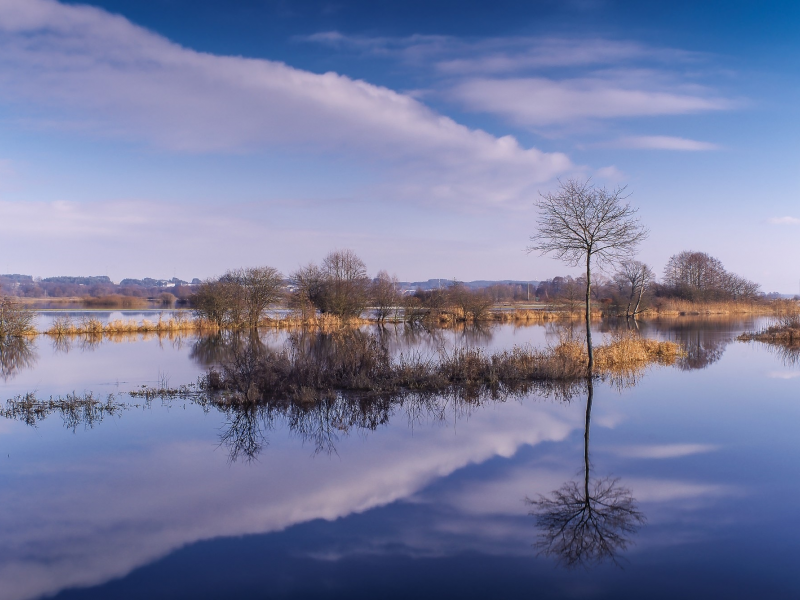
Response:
[649,298,797,316]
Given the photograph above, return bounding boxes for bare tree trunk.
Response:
[626,284,635,318]
[633,278,645,317]
[585,254,593,375]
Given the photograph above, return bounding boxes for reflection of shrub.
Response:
[0,296,35,337]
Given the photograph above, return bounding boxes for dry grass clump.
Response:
[738,314,800,345]
[43,312,202,336]
[595,332,682,370]
[492,309,560,323]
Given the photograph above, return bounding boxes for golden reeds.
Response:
[651,298,797,316]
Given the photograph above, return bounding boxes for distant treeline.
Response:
[0,273,201,303]
[0,249,777,315]
[536,250,770,315]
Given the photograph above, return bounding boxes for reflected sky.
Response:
[1,319,800,599]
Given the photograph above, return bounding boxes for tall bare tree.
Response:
[528,179,648,373]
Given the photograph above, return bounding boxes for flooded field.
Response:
[1,315,799,599]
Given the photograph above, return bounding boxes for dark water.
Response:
[1,317,799,600]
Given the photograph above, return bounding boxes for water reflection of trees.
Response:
[527,379,645,568]
[0,337,37,381]
[369,322,495,356]
[604,317,745,371]
[213,389,513,462]
[192,326,626,462]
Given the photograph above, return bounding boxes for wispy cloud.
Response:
[768,216,800,225]
[299,32,736,135]
[297,33,704,74]
[611,136,720,151]
[449,77,731,126]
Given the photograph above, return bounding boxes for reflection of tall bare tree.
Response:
[528,379,645,568]
[0,337,37,381]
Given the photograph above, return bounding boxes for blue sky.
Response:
[0,0,798,292]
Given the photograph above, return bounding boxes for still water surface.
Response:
[1,315,798,599]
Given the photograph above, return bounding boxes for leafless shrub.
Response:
[192,266,284,328]
[448,282,495,321]
[0,296,35,338]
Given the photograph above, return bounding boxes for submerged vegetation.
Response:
[738,314,800,345]
[0,392,125,430]
[202,329,680,406]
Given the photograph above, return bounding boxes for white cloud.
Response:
[627,478,733,503]
[606,443,719,459]
[612,136,720,151]
[0,0,572,205]
[767,370,800,379]
[450,77,731,126]
[768,216,800,225]
[595,165,626,181]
